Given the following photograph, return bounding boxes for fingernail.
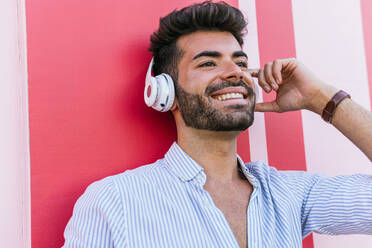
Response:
[271,82,278,90]
[264,86,270,92]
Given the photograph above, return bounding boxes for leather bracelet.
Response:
[321,90,351,123]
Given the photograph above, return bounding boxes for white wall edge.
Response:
[0,0,30,246]
[17,0,31,246]
[239,0,269,163]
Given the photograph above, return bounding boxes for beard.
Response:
[175,80,255,131]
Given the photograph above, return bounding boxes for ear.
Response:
[170,97,178,111]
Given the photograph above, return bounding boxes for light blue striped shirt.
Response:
[63,142,372,247]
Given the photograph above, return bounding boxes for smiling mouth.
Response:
[212,92,246,101]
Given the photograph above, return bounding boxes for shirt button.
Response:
[196,174,204,184]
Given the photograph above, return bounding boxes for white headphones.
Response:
[144,58,175,112]
[144,57,260,112]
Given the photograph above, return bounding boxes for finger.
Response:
[248,69,259,78]
[254,101,281,112]
[257,69,272,93]
[272,59,283,84]
[264,63,279,91]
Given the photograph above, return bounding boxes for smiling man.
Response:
[63,2,372,248]
[174,31,255,131]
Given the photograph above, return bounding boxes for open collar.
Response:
[164,142,257,187]
[164,142,204,182]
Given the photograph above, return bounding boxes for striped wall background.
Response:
[1,0,371,247]
[241,0,372,247]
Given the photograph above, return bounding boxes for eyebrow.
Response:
[192,50,248,60]
[232,51,248,59]
[192,51,221,60]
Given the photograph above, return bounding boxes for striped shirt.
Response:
[63,142,372,247]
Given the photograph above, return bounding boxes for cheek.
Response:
[183,70,216,94]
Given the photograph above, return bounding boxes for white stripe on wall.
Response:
[292,0,372,247]
[239,0,269,163]
[0,0,30,247]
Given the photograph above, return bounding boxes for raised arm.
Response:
[250,58,372,161]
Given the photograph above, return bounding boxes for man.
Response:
[63,2,372,247]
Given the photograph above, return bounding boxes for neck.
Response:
[177,125,241,183]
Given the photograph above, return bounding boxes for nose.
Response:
[220,61,244,81]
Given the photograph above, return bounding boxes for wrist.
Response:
[306,84,339,115]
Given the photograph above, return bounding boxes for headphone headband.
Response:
[146,58,154,84]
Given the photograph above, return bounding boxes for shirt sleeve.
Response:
[62,177,127,248]
[299,173,372,237]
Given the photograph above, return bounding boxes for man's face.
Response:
[175,31,255,131]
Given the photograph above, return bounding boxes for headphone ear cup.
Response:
[143,58,175,112]
[152,73,175,112]
[162,74,175,111]
[144,77,158,107]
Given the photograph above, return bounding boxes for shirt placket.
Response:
[193,172,241,248]
[240,166,263,248]
[246,187,263,248]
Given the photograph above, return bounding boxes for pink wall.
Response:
[25,1,239,247]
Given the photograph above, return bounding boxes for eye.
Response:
[236,61,248,68]
[198,61,216,67]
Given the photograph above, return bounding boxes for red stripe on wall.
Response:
[361,0,372,110]
[254,0,313,247]
[237,130,251,162]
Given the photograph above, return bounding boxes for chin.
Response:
[207,111,255,131]
[219,117,254,131]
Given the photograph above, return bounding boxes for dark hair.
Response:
[149,1,247,80]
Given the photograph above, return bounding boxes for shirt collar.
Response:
[164,142,257,187]
[164,142,204,182]
[237,154,257,186]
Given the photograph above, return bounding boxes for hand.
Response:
[250,58,337,114]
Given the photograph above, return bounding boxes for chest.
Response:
[205,180,253,248]
[126,181,253,248]
[124,171,305,248]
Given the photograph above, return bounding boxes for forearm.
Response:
[332,98,372,161]
[309,84,372,161]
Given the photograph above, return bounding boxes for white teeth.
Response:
[215,93,244,101]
